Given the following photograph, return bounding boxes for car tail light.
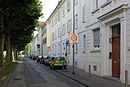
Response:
[54,61,56,64]
[65,60,67,64]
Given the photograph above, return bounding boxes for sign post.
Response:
[69,33,78,75]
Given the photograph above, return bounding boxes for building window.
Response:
[58,11,60,21]
[74,0,78,5]
[62,43,65,55]
[67,19,71,33]
[93,66,97,71]
[62,24,66,35]
[52,32,54,41]
[75,44,78,54]
[55,15,57,25]
[68,46,70,54]
[55,45,57,55]
[106,0,110,2]
[93,28,100,48]
[58,44,60,55]
[63,5,65,17]
[67,0,71,12]
[83,35,86,52]
[75,14,78,29]
[82,4,86,23]
[58,27,61,38]
[52,19,54,27]
[95,0,99,9]
[55,30,57,40]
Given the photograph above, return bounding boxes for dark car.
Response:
[37,56,42,62]
[44,56,53,66]
[33,56,36,60]
[40,56,47,64]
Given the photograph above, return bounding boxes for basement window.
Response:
[93,66,97,71]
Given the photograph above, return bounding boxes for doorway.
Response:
[112,24,120,78]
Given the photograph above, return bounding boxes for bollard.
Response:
[89,65,91,80]
[125,71,128,87]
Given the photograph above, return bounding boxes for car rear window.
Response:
[55,57,65,61]
[48,57,53,60]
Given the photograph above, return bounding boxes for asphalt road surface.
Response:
[23,58,85,87]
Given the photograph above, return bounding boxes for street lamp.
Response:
[72,0,75,75]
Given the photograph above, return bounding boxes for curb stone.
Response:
[55,70,89,87]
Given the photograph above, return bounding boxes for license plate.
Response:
[59,64,63,66]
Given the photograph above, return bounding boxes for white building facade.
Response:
[31,35,38,57]
[49,0,130,84]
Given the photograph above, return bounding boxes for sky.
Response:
[38,0,58,22]
[34,0,58,37]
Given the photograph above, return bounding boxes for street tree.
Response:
[0,0,43,68]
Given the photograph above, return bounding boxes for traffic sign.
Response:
[66,40,70,46]
[69,34,79,44]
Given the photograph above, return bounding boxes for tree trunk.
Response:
[6,34,11,64]
[0,14,5,68]
[0,33,5,68]
[10,45,12,62]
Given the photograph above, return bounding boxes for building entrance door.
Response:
[112,24,120,78]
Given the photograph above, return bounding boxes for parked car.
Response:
[37,56,42,62]
[50,56,67,69]
[33,56,36,60]
[44,56,53,66]
[40,56,47,64]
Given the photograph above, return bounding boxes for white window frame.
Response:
[93,28,100,49]
[58,27,61,38]
[67,19,71,33]
[74,0,78,5]
[52,32,54,41]
[55,30,57,40]
[55,45,57,55]
[52,19,54,27]
[62,24,66,35]
[58,11,60,21]
[82,4,86,23]
[95,0,99,9]
[67,0,71,12]
[74,44,78,54]
[75,14,78,29]
[83,35,86,52]
[63,5,65,17]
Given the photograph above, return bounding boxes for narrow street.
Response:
[8,58,86,87]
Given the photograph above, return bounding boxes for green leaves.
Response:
[0,0,43,51]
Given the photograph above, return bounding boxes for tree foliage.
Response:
[0,0,43,51]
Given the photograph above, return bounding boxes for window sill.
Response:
[82,21,86,23]
[92,8,100,14]
[128,47,130,51]
[101,1,112,8]
[82,51,87,54]
[90,48,101,52]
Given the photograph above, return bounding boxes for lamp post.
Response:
[72,0,75,74]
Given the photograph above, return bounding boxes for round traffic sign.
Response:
[71,34,77,41]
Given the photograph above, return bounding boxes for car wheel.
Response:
[64,66,66,69]
[50,65,52,69]
[52,66,55,70]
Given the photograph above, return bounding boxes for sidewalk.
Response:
[6,59,26,87]
[56,65,130,87]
